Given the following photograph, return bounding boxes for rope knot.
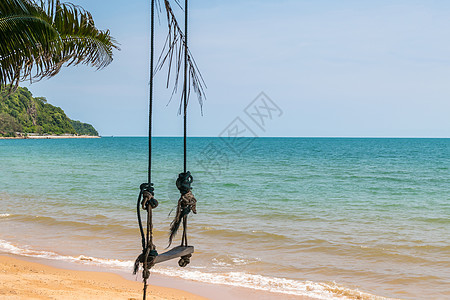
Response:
[180,190,197,214]
[140,183,158,210]
[133,247,158,276]
[176,171,193,195]
[178,254,192,267]
[169,175,197,246]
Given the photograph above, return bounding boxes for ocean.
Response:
[0,137,449,299]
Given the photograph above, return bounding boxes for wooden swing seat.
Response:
[154,246,194,264]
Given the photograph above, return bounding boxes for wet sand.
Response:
[0,255,309,300]
[0,255,205,300]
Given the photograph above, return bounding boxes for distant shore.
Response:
[0,135,100,139]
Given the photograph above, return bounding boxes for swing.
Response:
[133,1,199,299]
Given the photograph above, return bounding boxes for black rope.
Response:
[170,172,195,246]
[134,184,158,297]
[139,1,156,299]
[148,0,155,184]
[170,0,197,264]
[136,189,145,251]
[183,0,188,173]
[143,206,151,300]
[182,215,188,246]
[135,3,197,299]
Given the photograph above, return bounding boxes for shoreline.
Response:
[0,254,310,300]
[0,135,100,139]
[0,254,205,300]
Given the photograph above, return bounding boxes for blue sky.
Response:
[24,0,450,137]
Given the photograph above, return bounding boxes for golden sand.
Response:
[0,255,206,300]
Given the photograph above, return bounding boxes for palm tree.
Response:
[0,0,119,89]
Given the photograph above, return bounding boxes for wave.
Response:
[153,268,391,300]
[0,239,390,300]
[0,239,131,269]
[4,214,146,236]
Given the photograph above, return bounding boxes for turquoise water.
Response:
[0,137,449,299]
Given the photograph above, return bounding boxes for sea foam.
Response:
[0,239,390,300]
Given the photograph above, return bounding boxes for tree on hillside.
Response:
[0,0,119,89]
[0,112,22,136]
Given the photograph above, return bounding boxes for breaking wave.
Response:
[0,239,389,300]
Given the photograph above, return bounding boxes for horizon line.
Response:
[99,135,450,139]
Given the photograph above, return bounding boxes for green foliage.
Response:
[70,120,98,136]
[0,0,119,88]
[0,112,22,136]
[0,86,98,136]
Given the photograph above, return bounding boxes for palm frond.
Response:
[0,0,59,87]
[45,0,119,69]
[156,0,206,112]
[0,0,119,90]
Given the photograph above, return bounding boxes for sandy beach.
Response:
[0,255,205,300]
[2,0,448,298]
[0,255,309,300]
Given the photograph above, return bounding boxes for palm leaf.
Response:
[0,0,59,88]
[0,0,119,90]
[156,0,206,111]
[46,0,119,69]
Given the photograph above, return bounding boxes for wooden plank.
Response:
[154,246,194,264]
